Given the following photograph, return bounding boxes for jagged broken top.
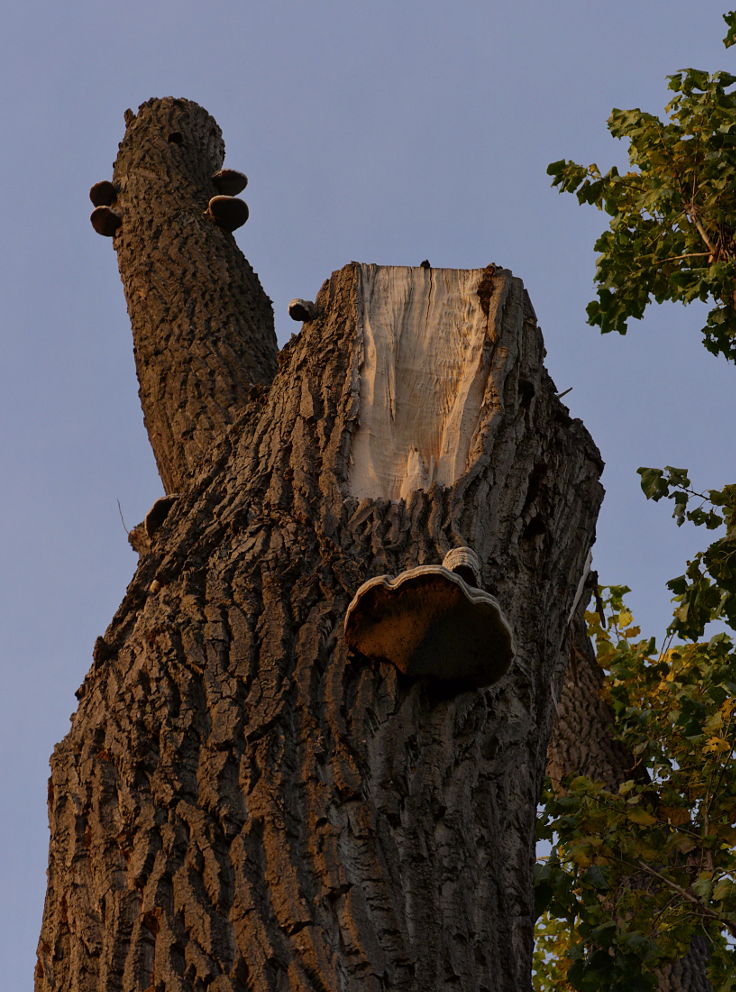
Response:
[348,263,508,501]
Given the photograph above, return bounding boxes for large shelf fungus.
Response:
[89,180,117,207]
[344,548,515,687]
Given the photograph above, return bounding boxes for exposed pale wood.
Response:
[349,265,504,500]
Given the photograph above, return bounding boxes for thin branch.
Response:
[649,891,682,932]
[688,212,718,255]
[116,499,129,535]
[638,252,710,265]
[658,630,676,667]
[701,714,735,833]
[637,861,736,937]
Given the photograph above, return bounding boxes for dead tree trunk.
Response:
[36,98,602,992]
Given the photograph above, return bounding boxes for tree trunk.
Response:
[35,98,602,992]
[547,613,634,795]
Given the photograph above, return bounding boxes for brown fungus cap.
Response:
[89,180,117,207]
[344,559,515,688]
[144,494,180,538]
[90,206,122,237]
[212,169,248,196]
[206,195,249,232]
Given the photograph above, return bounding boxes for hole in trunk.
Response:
[522,515,546,541]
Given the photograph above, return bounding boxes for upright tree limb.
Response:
[110,98,277,493]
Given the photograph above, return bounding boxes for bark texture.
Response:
[547,613,633,793]
[37,99,603,992]
[110,98,277,493]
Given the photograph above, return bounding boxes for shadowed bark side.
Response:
[548,613,633,793]
[36,100,603,992]
[655,939,711,992]
[548,619,712,992]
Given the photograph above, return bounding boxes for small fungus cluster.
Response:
[206,169,249,231]
[88,163,251,238]
[128,494,180,556]
[89,181,121,236]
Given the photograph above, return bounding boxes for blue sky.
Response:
[2,1,735,985]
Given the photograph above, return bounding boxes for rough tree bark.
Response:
[36,98,603,992]
[107,98,277,494]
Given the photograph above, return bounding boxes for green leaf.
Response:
[638,467,667,501]
[627,807,658,827]
[583,865,611,891]
[692,874,713,901]
[713,878,736,902]
[723,11,736,48]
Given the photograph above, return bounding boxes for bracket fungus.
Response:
[90,205,122,237]
[89,180,117,207]
[288,298,320,322]
[344,547,515,687]
[206,195,249,232]
[211,168,248,196]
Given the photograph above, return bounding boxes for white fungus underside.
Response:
[349,264,493,501]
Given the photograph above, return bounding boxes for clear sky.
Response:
[2,1,735,985]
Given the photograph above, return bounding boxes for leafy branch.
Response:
[535,569,736,991]
[547,52,736,360]
[536,13,736,990]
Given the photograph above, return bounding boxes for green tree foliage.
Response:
[535,13,736,990]
[547,15,736,360]
[535,565,736,990]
